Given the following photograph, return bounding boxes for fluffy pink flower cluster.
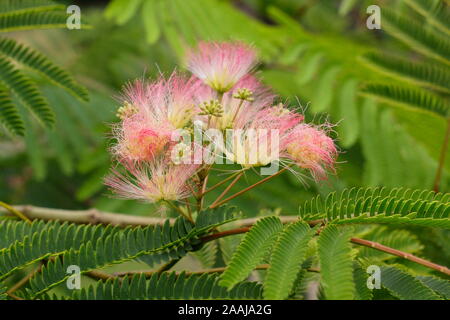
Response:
[105,41,337,203]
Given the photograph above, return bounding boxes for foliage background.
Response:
[1,0,448,213]
[0,0,449,299]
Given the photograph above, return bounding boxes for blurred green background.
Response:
[1,0,448,219]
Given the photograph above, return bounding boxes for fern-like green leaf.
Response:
[353,262,373,300]
[361,52,450,94]
[263,221,316,300]
[0,221,122,280]
[416,275,450,299]
[219,216,283,289]
[299,187,450,228]
[68,272,263,300]
[287,257,316,300]
[318,225,355,300]
[0,11,69,32]
[0,56,54,127]
[0,286,7,300]
[382,9,450,66]
[0,0,64,16]
[360,83,449,118]
[0,38,89,101]
[0,219,76,250]
[404,0,450,36]
[0,83,24,135]
[27,209,236,298]
[380,266,442,300]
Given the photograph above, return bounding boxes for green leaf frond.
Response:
[0,207,237,298]
[353,262,373,300]
[0,220,122,280]
[0,55,54,127]
[360,82,449,118]
[263,221,317,300]
[0,82,24,135]
[380,266,442,300]
[382,9,450,66]
[318,225,355,300]
[0,37,89,101]
[298,187,450,228]
[404,0,450,36]
[0,286,6,300]
[0,11,70,32]
[219,216,283,289]
[360,52,450,94]
[0,0,64,16]
[416,275,450,299]
[66,272,263,300]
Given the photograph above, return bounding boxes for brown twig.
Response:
[0,205,174,227]
[0,205,323,228]
[350,237,450,276]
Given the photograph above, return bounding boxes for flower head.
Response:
[284,124,337,180]
[113,118,172,162]
[106,40,339,212]
[186,41,257,93]
[199,75,275,130]
[122,72,205,129]
[105,159,200,203]
[222,104,302,167]
[113,72,210,162]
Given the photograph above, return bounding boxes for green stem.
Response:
[164,200,193,224]
[0,201,32,223]
[210,172,243,208]
[199,170,245,197]
[231,99,245,124]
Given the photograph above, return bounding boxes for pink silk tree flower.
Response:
[112,118,173,162]
[186,41,257,93]
[284,124,337,180]
[222,105,302,167]
[105,159,200,203]
[199,75,276,130]
[122,72,205,129]
[113,72,209,162]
